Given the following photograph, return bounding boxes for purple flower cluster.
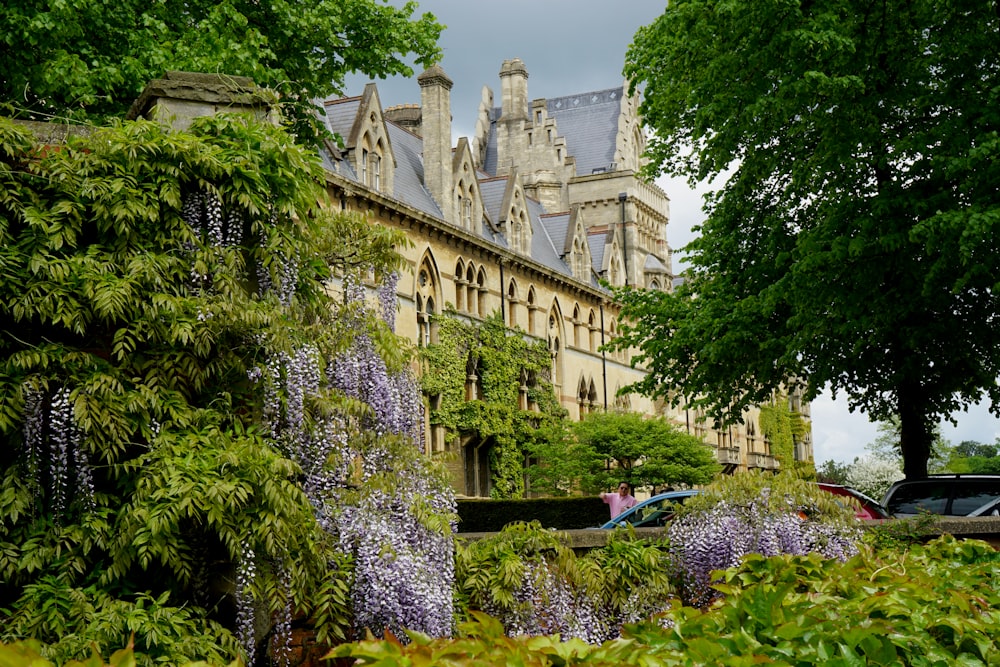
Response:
[337,481,455,639]
[248,265,456,640]
[269,561,294,667]
[254,251,299,306]
[667,495,861,607]
[328,270,456,639]
[479,562,615,643]
[377,272,399,331]
[327,330,422,443]
[22,386,44,507]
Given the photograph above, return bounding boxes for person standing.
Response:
[600,481,637,518]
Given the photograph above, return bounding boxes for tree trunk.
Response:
[898,384,931,479]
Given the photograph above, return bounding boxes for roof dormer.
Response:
[498,170,533,255]
[452,138,485,232]
[562,205,593,283]
[346,84,396,196]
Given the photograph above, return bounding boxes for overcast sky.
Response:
[345,0,1000,464]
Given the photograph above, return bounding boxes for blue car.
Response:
[599,489,700,529]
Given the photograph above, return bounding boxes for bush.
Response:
[666,471,861,606]
[845,456,905,500]
[456,497,608,532]
[334,536,1000,666]
[454,521,676,643]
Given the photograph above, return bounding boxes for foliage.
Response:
[334,535,1000,666]
[0,640,238,667]
[757,393,808,472]
[420,311,566,499]
[943,439,1000,474]
[860,513,937,553]
[454,521,676,643]
[844,456,904,501]
[619,0,1000,480]
[815,459,850,486]
[571,411,720,493]
[1,585,238,666]
[0,115,454,663]
[0,0,443,142]
[668,471,860,606]
[520,417,584,497]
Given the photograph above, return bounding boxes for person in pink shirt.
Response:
[600,481,637,518]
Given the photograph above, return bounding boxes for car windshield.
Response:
[606,493,694,528]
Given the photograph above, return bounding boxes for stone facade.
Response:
[129,66,813,496]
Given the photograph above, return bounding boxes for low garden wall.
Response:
[458,516,1000,551]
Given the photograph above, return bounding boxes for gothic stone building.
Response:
[318,59,813,493]
[132,66,813,496]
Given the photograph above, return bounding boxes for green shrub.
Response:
[456,496,608,532]
[0,640,238,666]
[455,521,677,643]
[336,536,1000,666]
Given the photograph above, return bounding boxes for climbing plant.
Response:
[0,114,455,664]
[759,392,809,474]
[419,311,566,499]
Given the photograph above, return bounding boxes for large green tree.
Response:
[572,411,720,492]
[0,0,442,138]
[619,0,1000,479]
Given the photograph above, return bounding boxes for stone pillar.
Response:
[496,59,530,177]
[418,64,454,224]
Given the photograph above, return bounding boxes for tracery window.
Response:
[416,261,439,346]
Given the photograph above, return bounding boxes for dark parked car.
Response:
[599,490,700,529]
[816,482,890,520]
[881,474,1000,518]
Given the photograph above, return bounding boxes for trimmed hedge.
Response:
[456,496,609,532]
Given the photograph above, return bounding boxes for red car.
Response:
[817,483,890,520]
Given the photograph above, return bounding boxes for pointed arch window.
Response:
[507,280,519,328]
[454,259,467,312]
[476,268,488,316]
[526,288,537,335]
[547,310,562,388]
[577,377,590,418]
[416,262,439,346]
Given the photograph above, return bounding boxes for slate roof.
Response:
[538,212,570,258]
[385,123,442,218]
[526,198,573,280]
[644,253,670,273]
[319,86,611,292]
[322,97,441,219]
[588,232,608,275]
[480,86,624,178]
[544,87,624,175]
[324,97,361,143]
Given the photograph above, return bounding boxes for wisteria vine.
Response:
[20,385,95,524]
[667,491,861,607]
[246,266,455,643]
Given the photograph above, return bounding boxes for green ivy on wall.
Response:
[419,311,566,499]
[759,392,808,472]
